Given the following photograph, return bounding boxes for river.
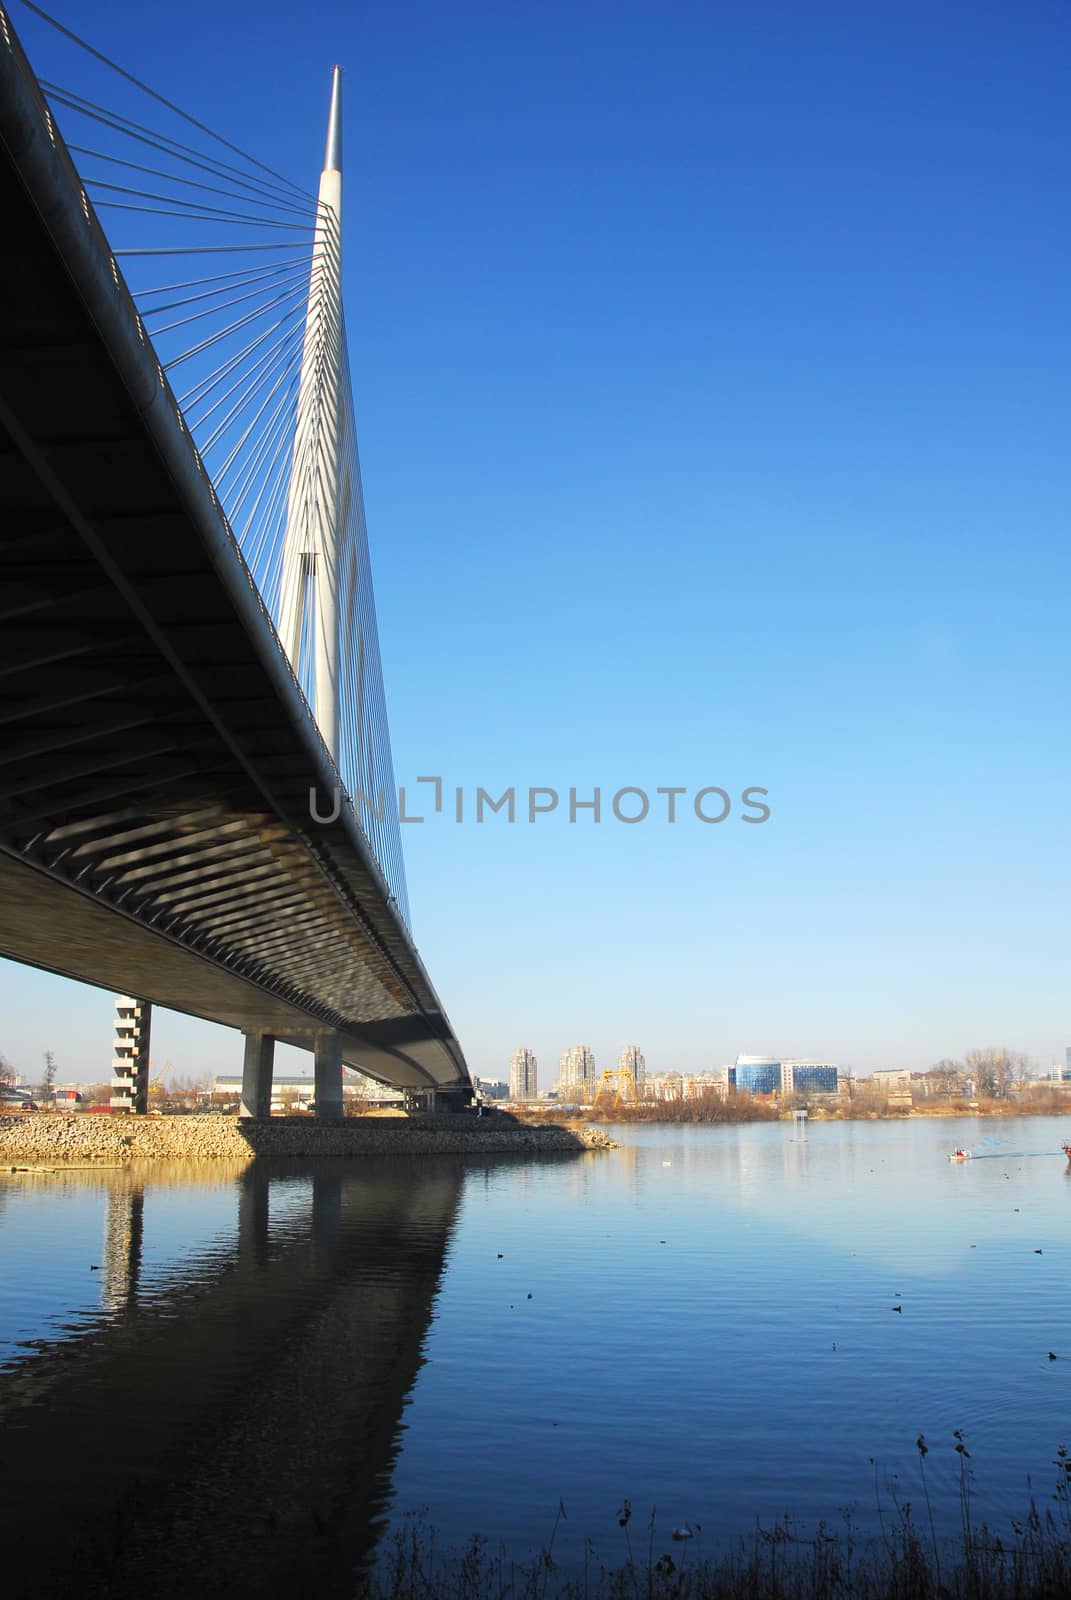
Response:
[1,1116,1068,1594]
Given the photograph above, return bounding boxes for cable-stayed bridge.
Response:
[0,4,471,1111]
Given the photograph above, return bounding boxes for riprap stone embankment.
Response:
[0,1114,617,1165]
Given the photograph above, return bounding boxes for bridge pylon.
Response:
[278,67,345,762]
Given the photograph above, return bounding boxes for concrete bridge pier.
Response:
[240,1031,276,1119]
[314,1029,344,1119]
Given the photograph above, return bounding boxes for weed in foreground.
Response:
[357,1439,1071,1600]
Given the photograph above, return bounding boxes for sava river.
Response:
[2,1116,1069,1595]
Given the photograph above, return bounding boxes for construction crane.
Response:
[592,1067,638,1108]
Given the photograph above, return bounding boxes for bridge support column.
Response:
[314,1029,344,1119]
[240,1032,275,1119]
[111,996,151,1114]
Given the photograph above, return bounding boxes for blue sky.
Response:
[3,0,1069,1083]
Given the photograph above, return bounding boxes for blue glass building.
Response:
[733,1057,841,1096]
[788,1063,840,1095]
[734,1057,782,1094]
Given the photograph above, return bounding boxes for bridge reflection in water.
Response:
[0,1159,467,1598]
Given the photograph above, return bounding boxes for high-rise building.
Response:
[558,1045,596,1097]
[509,1047,538,1100]
[618,1045,646,1083]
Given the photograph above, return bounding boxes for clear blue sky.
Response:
[3,0,1069,1084]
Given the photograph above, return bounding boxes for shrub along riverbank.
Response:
[521,1093,1071,1126]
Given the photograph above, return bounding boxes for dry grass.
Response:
[361,1443,1071,1599]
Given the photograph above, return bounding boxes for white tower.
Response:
[279,67,344,760]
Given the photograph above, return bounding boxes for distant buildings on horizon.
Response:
[504,1045,839,1101]
[506,1045,643,1101]
[503,1046,842,1102]
[500,1045,1071,1103]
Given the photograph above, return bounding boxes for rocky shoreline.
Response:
[0,1113,617,1166]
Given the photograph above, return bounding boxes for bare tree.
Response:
[964,1047,1026,1100]
[169,1071,210,1095]
[0,1052,15,1089]
[346,1071,371,1103]
[41,1049,58,1104]
[926,1059,964,1097]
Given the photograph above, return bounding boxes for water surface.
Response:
[2,1117,1069,1592]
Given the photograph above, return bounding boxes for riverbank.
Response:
[0,1113,617,1165]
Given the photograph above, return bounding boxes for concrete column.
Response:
[314,1029,344,1119]
[240,1032,275,1119]
[111,996,151,1113]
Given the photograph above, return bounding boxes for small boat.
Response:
[948,1148,971,1162]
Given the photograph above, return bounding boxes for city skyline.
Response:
[2,969,1069,1088]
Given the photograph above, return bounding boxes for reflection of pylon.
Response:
[593,1068,637,1107]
